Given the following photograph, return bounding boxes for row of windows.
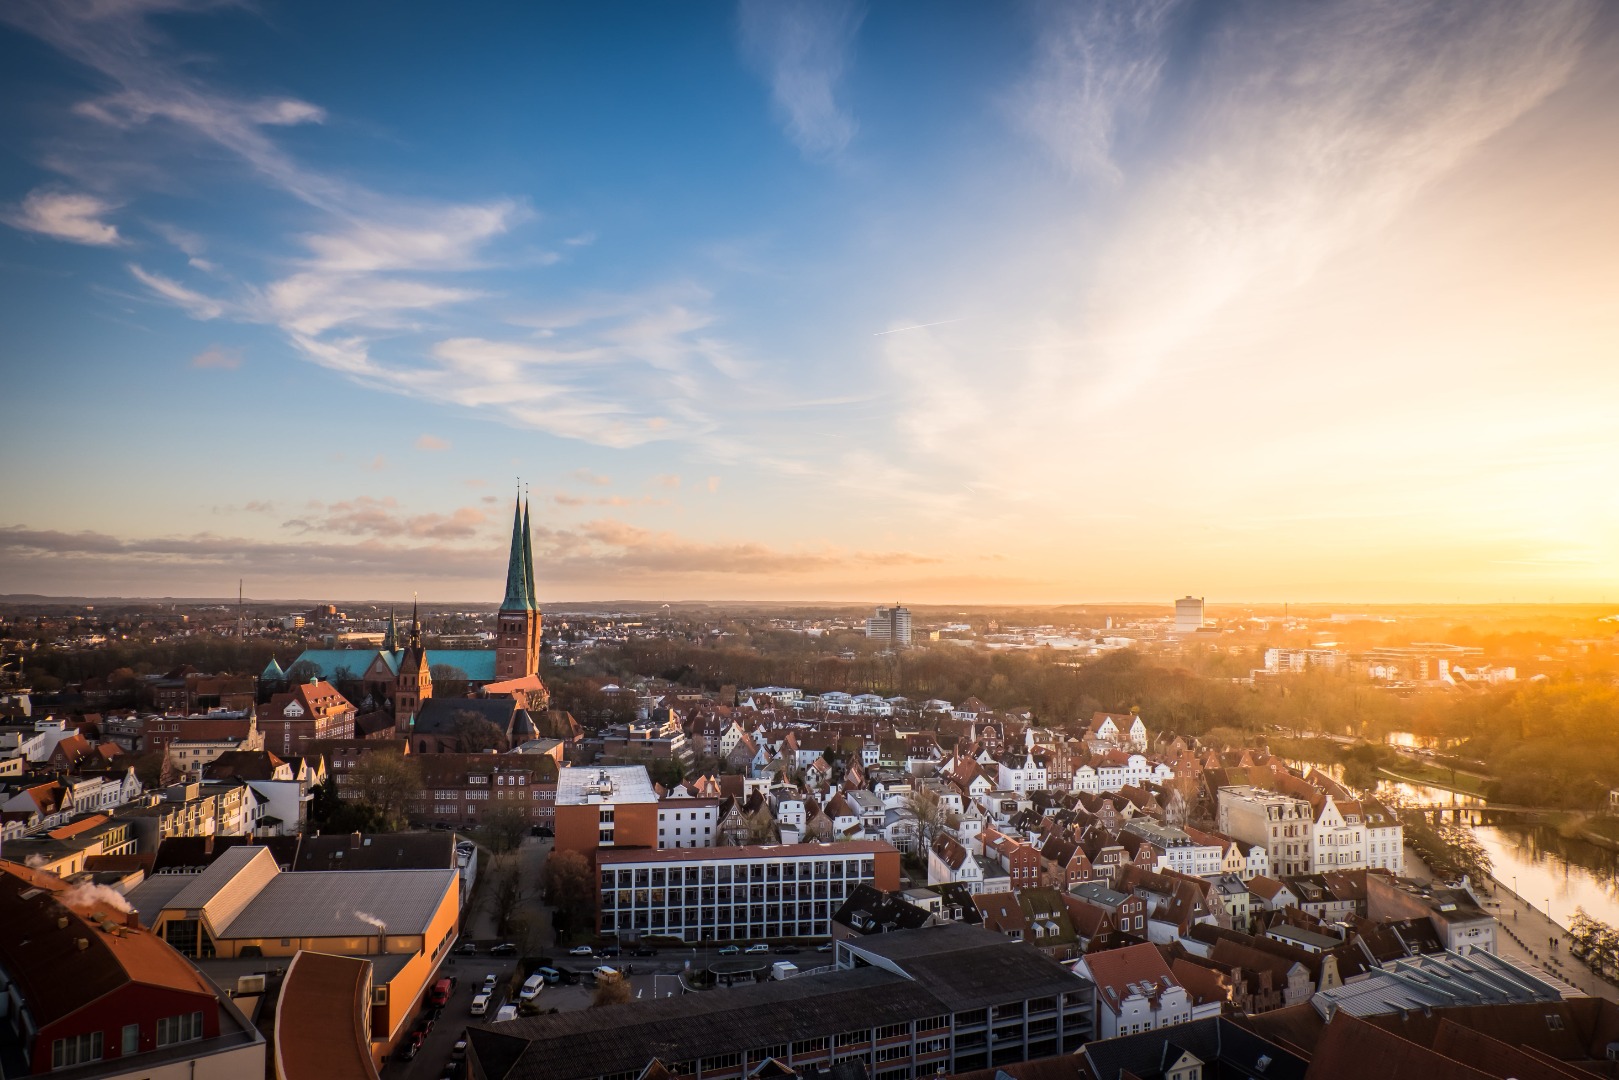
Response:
[603,859,875,887]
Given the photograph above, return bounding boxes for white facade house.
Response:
[657,798,720,849]
[1075,943,1217,1040]
[996,752,1048,795]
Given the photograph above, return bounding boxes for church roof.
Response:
[262,656,285,681]
[288,648,495,683]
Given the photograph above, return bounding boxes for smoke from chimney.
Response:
[62,882,134,915]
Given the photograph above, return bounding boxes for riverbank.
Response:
[1376,761,1491,797]
[1403,843,1619,1001]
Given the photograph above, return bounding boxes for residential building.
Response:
[596,840,902,942]
[409,752,558,830]
[258,681,356,758]
[1077,1016,1307,1080]
[865,604,913,646]
[1365,875,1497,954]
[554,765,659,856]
[657,797,720,849]
[1075,941,1221,1040]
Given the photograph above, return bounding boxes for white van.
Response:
[745,943,770,954]
[493,1004,518,1023]
[592,965,620,981]
[469,993,491,1016]
[519,973,546,1001]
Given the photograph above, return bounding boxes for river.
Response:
[1370,776,1619,930]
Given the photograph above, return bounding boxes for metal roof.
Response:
[218,869,458,939]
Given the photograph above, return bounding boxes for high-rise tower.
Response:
[496,497,542,679]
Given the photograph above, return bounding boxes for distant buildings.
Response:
[1174,596,1206,634]
[865,603,913,646]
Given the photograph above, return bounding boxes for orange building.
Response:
[553,766,660,857]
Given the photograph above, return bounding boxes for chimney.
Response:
[76,938,89,951]
[350,831,363,850]
[124,912,141,930]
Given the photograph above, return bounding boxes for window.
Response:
[121,1023,140,1057]
[53,1032,103,1068]
[156,1012,204,1047]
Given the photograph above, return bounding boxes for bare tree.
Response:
[348,750,423,831]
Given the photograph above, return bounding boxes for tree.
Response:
[347,750,423,831]
[541,849,597,939]
[490,858,523,936]
[591,975,632,1007]
[480,802,530,855]
[452,709,509,754]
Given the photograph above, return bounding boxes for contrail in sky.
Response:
[873,318,964,336]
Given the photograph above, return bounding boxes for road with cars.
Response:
[382,939,522,1080]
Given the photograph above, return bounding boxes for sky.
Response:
[1,0,1617,605]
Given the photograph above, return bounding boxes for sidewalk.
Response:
[1407,844,1618,1001]
[1484,881,1618,1002]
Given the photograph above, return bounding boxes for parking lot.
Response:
[382,940,522,1080]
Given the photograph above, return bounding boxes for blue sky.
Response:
[2,1,1618,604]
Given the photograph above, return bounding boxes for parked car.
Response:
[457,941,478,955]
[745,944,770,954]
[718,945,741,956]
[494,1004,518,1023]
[440,1063,461,1080]
[469,993,491,1017]
[519,974,546,1002]
[569,945,595,956]
[774,945,800,954]
[490,942,517,956]
[536,966,563,985]
[451,1039,468,1060]
[398,1033,424,1061]
[593,965,620,981]
[816,942,835,952]
[429,977,454,1006]
[631,946,657,957]
[481,974,498,993]
[599,946,621,958]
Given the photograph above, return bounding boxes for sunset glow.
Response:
[2,1,1617,602]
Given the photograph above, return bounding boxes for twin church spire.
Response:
[501,495,540,612]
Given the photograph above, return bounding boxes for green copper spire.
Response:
[522,498,538,609]
[383,607,398,652]
[501,495,533,610]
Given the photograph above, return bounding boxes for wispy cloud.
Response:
[4,188,122,245]
[1009,0,1184,182]
[738,0,863,160]
[888,0,1600,498]
[283,497,489,540]
[3,1,751,453]
[129,264,224,319]
[415,434,450,451]
[191,345,240,369]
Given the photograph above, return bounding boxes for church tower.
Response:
[395,597,433,721]
[496,496,542,679]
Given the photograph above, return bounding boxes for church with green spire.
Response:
[282,495,543,715]
[496,496,543,680]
